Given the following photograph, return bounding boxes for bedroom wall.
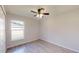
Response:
[40,7,79,52]
[6,13,40,48]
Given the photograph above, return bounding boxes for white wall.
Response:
[6,13,40,48]
[6,6,79,52]
[0,6,6,53]
[40,7,79,52]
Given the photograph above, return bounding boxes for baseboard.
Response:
[41,39,78,53]
[7,39,38,49]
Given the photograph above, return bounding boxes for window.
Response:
[11,20,24,41]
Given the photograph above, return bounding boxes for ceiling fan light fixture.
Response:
[39,14,43,18]
[36,14,43,18]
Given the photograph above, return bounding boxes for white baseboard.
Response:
[41,39,78,53]
[7,38,38,49]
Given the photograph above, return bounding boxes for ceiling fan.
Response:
[31,8,49,18]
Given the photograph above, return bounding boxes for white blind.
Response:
[11,20,24,41]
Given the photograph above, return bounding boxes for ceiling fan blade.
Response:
[43,13,49,15]
[31,10,37,13]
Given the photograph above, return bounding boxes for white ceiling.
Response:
[4,5,79,17]
[4,5,41,17]
[54,5,79,14]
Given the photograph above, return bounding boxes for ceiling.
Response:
[4,5,79,17]
[4,5,41,17]
[54,5,79,14]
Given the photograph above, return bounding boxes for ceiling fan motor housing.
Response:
[38,8,45,14]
